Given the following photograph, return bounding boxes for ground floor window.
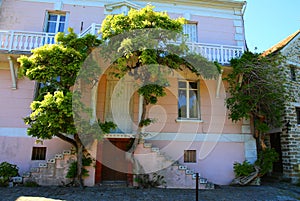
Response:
[178,80,200,119]
[31,147,46,160]
[296,107,300,124]
[184,150,196,163]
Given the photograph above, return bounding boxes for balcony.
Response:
[0,23,244,65]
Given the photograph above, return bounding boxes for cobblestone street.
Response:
[0,182,299,201]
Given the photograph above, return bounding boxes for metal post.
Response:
[196,173,199,201]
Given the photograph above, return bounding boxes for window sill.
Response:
[176,119,203,123]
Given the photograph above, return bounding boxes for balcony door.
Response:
[104,80,134,133]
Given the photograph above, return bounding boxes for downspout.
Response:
[241,1,248,51]
[8,56,17,89]
[216,69,223,98]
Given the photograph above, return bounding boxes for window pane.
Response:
[178,81,186,88]
[189,82,197,89]
[31,147,46,160]
[58,23,65,32]
[189,90,198,118]
[60,15,66,22]
[178,90,187,118]
[184,150,196,163]
[47,22,56,33]
[48,14,57,21]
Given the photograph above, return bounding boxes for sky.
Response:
[243,0,300,53]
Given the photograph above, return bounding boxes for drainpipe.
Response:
[8,56,17,89]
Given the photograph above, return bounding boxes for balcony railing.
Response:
[79,23,102,38]
[0,24,244,65]
[0,30,55,52]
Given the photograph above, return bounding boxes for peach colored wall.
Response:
[193,15,236,45]
[145,77,242,134]
[0,0,53,31]
[0,70,35,128]
[0,1,104,33]
[63,5,105,34]
[148,140,244,185]
[0,1,240,46]
[96,72,242,134]
[168,13,237,45]
[0,136,72,175]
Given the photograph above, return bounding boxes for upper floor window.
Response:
[290,66,296,81]
[183,23,198,43]
[44,11,68,33]
[296,107,300,125]
[178,80,200,119]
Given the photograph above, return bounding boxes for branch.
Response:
[57,132,77,148]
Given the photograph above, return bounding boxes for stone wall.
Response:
[280,35,300,183]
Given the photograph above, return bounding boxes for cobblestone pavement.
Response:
[0,182,299,201]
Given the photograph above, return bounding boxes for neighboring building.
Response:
[0,0,255,187]
[263,30,300,183]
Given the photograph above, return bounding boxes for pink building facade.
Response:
[0,0,256,187]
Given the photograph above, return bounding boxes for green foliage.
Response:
[101,5,185,40]
[233,160,255,177]
[98,121,117,134]
[24,91,76,139]
[66,156,93,179]
[138,84,166,105]
[0,162,19,186]
[255,148,279,176]
[101,5,218,131]
[134,173,166,188]
[225,51,287,129]
[23,180,40,187]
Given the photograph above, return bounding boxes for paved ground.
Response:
[0,182,299,201]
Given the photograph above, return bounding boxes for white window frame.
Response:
[183,23,198,43]
[43,11,69,33]
[177,80,200,120]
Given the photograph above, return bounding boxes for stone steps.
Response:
[134,142,214,189]
[23,149,75,186]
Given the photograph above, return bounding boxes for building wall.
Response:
[0,0,250,186]
[0,0,245,46]
[0,69,34,128]
[280,35,300,183]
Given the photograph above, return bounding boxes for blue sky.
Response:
[244,0,300,53]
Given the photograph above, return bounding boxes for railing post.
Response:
[8,30,14,51]
[220,45,224,65]
[195,172,199,201]
[91,23,96,35]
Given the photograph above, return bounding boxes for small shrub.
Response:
[66,156,92,179]
[24,180,39,187]
[255,148,279,176]
[134,173,166,188]
[0,162,19,187]
[233,160,255,177]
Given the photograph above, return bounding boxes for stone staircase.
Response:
[134,142,215,189]
[23,149,76,186]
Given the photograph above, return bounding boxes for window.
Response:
[45,12,66,33]
[178,80,200,119]
[31,147,46,160]
[290,66,296,81]
[296,107,300,125]
[184,150,196,163]
[183,23,197,43]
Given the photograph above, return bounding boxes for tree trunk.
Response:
[74,133,84,187]
[126,97,147,187]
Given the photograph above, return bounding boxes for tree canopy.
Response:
[225,51,288,150]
